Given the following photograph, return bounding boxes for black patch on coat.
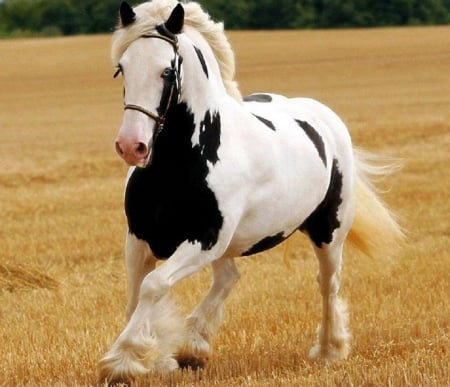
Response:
[299,158,343,247]
[193,46,209,78]
[243,94,273,103]
[199,110,221,164]
[253,114,276,131]
[125,102,224,259]
[295,119,327,167]
[242,232,286,256]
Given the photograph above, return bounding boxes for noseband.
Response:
[123,24,182,145]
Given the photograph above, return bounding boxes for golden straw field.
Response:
[1,26,449,385]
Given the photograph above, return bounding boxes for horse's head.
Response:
[114,2,184,167]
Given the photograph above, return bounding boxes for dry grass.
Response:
[1,26,449,385]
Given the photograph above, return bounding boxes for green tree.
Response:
[0,0,449,37]
[314,0,358,28]
[199,0,250,29]
[0,0,44,33]
[411,0,449,24]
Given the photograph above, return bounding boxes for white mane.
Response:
[111,0,242,100]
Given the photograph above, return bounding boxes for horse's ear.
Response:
[120,1,136,27]
[164,3,184,35]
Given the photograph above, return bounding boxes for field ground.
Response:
[0,26,449,385]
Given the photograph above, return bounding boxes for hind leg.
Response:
[308,240,351,362]
[301,158,354,361]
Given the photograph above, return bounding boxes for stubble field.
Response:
[0,26,449,386]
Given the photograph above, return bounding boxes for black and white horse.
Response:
[98,1,403,383]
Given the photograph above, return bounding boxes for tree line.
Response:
[1,0,449,37]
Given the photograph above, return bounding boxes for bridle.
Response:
[116,24,183,145]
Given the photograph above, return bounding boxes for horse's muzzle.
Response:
[115,138,150,166]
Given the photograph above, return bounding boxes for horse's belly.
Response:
[226,154,329,256]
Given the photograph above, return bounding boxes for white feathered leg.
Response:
[309,243,352,362]
[124,233,156,320]
[98,241,227,384]
[177,257,240,369]
[98,293,183,384]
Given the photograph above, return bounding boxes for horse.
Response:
[98,0,403,383]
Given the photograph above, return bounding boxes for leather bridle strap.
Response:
[123,29,181,139]
[123,103,161,124]
[141,31,179,52]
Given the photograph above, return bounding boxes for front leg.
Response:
[177,257,240,369]
[124,233,156,320]
[98,240,228,384]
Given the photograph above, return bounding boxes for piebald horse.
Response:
[98,1,403,383]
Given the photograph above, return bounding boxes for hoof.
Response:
[97,361,135,386]
[177,321,211,371]
[98,368,133,386]
[98,350,179,385]
[176,354,208,371]
[308,340,351,363]
[97,346,148,386]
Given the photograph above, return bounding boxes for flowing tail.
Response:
[347,148,404,258]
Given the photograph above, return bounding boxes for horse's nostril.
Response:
[136,142,148,155]
[115,139,148,164]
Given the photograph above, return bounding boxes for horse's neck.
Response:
[179,30,227,115]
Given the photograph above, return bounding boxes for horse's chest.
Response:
[124,160,223,259]
[123,103,225,259]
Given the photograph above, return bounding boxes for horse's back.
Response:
[243,93,355,190]
[244,93,352,159]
